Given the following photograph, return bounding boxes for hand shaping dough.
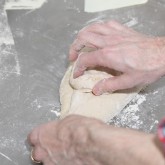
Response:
[85,0,148,13]
[60,62,142,122]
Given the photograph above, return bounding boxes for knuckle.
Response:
[107,20,118,26]
[64,114,79,120]
[77,29,88,39]
[101,47,111,57]
[114,35,124,41]
[33,150,39,159]
[89,23,103,30]
[81,21,105,32]
[28,130,38,145]
[33,148,43,161]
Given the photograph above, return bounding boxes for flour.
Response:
[0,10,14,45]
[0,152,18,165]
[5,0,47,10]
[110,93,146,129]
[51,109,61,117]
[65,1,81,13]
[124,17,138,27]
[110,91,160,133]
[30,98,61,119]
[0,4,21,81]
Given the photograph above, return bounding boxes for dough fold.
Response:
[60,63,141,122]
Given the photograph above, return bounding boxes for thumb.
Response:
[92,75,136,95]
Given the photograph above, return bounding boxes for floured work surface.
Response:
[85,0,148,12]
[60,62,142,122]
[2,0,165,164]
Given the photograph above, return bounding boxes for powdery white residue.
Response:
[0,10,14,45]
[0,152,18,165]
[124,17,138,27]
[0,137,18,152]
[85,14,107,25]
[5,0,47,10]
[110,93,146,129]
[31,98,61,118]
[65,1,81,13]
[31,99,43,110]
[51,109,61,117]
[0,45,21,80]
[0,8,21,79]
[14,28,24,38]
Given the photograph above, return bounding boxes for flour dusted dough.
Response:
[85,0,148,13]
[60,63,142,122]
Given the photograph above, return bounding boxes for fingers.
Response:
[31,146,47,163]
[69,31,106,61]
[107,20,135,34]
[73,50,106,78]
[73,47,123,78]
[28,128,40,146]
[69,21,127,62]
[42,159,55,165]
[86,22,120,35]
[28,122,56,146]
[92,75,138,95]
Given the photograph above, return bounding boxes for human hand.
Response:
[28,115,164,165]
[28,115,104,165]
[69,21,165,95]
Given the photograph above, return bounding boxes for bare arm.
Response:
[28,115,165,165]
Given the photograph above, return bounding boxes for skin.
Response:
[28,115,165,165]
[69,21,165,95]
[28,21,165,164]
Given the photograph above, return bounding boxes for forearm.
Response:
[28,115,165,165]
[154,37,165,76]
[82,125,165,165]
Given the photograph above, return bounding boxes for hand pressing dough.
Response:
[85,0,148,13]
[60,63,142,122]
[70,63,113,92]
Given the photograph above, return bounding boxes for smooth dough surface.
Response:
[60,64,142,122]
[85,0,148,12]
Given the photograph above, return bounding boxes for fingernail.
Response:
[93,88,103,96]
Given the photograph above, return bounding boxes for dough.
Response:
[60,64,142,122]
[70,63,113,92]
[85,0,148,13]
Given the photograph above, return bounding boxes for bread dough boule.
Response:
[60,63,142,122]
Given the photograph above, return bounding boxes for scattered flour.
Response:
[110,93,146,129]
[31,98,61,118]
[0,6,21,79]
[0,10,14,45]
[124,17,138,27]
[5,0,47,10]
[51,109,61,117]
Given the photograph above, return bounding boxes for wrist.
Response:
[72,118,107,163]
[154,37,165,76]
[89,126,165,165]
